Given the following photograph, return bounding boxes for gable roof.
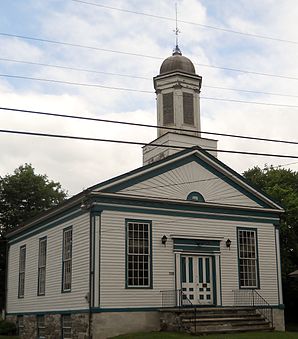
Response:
[90,146,283,211]
[7,146,283,241]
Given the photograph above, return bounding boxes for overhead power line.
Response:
[1,106,298,146]
[1,73,298,109]
[0,73,152,93]
[1,57,298,99]
[1,128,298,159]
[1,32,298,81]
[69,0,298,46]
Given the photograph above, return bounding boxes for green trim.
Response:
[236,227,260,290]
[98,213,102,307]
[174,238,220,253]
[198,257,203,283]
[61,226,73,293]
[37,236,47,297]
[275,225,283,305]
[274,227,280,305]
[125,219,153,289]
[93,194,279,218]
[212,256,217,305]
[181,257,186,283]
[95,202,279,224]
[18,245,26,299]
[103,154,272,209]
[8,209,85,245]
[187,191,205,202]
[206,258,210,283]
[219,256,223,306]
[7,304,285,316]
[188,257,193,283]
[90,146,282,210]
[7,309,90,316]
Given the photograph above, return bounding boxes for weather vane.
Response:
[173,2,182,55]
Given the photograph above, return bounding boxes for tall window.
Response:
[62,227,72,292]
[238,228,259,288]
[18,245,26,298]
[61,314,72,339]
[38,237,47,296]
[183,92,194,125]
[163,93,174,125]
[37,315,46,339]
[126,220,151,288]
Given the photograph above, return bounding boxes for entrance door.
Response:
[181,255,214,305]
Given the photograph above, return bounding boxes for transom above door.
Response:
[181,255,215,305]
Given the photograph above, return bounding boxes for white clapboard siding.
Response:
[7,213,90,313]
[99,210,279,308]
[118,161,261,208]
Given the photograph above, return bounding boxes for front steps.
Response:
[160,306,274,334]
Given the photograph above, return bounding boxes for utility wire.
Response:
[0,73,152,93]
[1,57,298,99]
[1,128,298,159]
[2,73,298,109]
[1,32,298,81]
[2,106,298,146]
[0,57,149,80]
[69,0,298,46]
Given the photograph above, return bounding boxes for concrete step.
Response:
[180,311,261,319]
[182,316,267,324]
[192,325,274,335]
[189,322,272,333]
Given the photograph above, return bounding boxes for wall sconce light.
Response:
[226,238,231,250]
[161,235,168,245]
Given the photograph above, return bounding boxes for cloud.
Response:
[1,0,298,196]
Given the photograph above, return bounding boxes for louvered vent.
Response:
[183,93,194,125]
[163,93,174,125]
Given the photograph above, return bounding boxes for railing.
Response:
[233,289,273,327]
[161,289,182,308]
[160,289,197,333]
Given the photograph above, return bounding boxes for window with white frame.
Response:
[38,237,47,296]
[61,314,72,339]
[126,220,151,288]
[18,245,26,298]
[37,315,46,339]
[238,228,259,288]
[62,227,72,292]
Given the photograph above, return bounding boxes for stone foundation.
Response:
[92,311,160,339]
[273,308,285,331]
[6,308,284,338]
[6,313,89,339]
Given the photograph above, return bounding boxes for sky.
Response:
[1,0,298,196]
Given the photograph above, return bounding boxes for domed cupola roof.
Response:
[160,46,196,75]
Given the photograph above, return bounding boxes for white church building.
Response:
[6,46,285,338]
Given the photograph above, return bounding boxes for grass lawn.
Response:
[0,337,19,339]
[111,332,298,339]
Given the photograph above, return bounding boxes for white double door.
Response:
[180,255,214,305]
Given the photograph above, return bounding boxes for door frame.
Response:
[175,252,221,306]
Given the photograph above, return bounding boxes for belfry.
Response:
[143,45,217,165]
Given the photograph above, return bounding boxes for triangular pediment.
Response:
[91,148,282,210]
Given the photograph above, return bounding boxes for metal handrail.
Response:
[180,289,197,334]
[233,289,273,327]
[160,289,198,333]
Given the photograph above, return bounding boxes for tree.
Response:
[243,165,298,322]
[0,164,67,309]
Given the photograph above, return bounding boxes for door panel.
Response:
[181,255,214,305]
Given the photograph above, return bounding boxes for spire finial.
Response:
[173,2,182,55]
